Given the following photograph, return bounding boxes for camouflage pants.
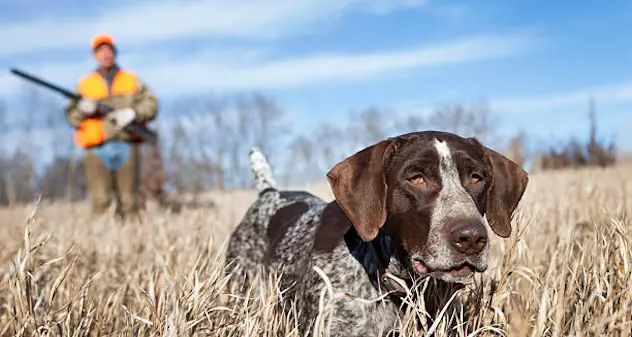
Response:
[84,143,140,220]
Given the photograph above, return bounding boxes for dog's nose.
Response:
[449,221,488,255]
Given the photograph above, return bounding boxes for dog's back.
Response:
[225,148,325,286]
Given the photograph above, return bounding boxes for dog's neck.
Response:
[343,225,409,291]
[314,201,462,312]
[343,218,464,318]
[315,201,411,287]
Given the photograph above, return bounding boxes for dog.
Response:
[225,131,529,336]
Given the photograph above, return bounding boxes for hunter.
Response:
[65,34,158,220]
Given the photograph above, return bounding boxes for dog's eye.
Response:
[408,175,424,185]
[471,174,483,184]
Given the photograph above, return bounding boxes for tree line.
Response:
[0,88,619,206]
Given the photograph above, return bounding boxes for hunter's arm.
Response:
[133,79,158,124]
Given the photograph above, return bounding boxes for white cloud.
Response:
[350,0,427,14]
[493,81,632,115]
[129,33,535,94]
[0,33,534,97]
[0,0,427,58]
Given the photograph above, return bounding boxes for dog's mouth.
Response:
[411,257,484,282]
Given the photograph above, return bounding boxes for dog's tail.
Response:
[249,147,277,192]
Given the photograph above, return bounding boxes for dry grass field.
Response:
[1,164,632,336]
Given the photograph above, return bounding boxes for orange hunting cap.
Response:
[91,34,116,51]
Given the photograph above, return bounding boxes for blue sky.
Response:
[0,0,631,156]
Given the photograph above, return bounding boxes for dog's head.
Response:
[327,131,529,283]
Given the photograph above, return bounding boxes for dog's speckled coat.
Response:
[225,131,529,336]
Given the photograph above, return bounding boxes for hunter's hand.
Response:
[109,108,136,129]
[77,99,98,115]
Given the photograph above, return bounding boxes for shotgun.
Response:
[9,67,158,146]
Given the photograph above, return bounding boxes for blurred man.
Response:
[65,34,158,220]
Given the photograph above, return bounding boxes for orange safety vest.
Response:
[74,70,139,148]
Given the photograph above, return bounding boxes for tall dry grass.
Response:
[1,166,631,336]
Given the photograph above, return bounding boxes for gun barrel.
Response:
[10,68,81,100]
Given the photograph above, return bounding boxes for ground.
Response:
[1,166,631,336]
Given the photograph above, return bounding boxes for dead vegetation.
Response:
[1,164,632,336]
[537,98,617,172]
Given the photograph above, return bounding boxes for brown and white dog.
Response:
[225,131,529,336]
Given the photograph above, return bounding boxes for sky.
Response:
[0,0,631,157]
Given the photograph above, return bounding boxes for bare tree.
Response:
[234,92,287,188]
[314,122,344,173]
[585,97,616,167]
[506,131,528,167]
[11,85,42,202]
[164,97,214,195]
[39,157,87,201]
[285,135,316,185]
[0,99,8,205]
[160,91,288,192]
[360,106,392,143]
[538,97,616,171]
[587,96,601,166]
[228,110,248,188]
[0,98,5,152]
[347,106,392,149]
[240,92,286,160]
[427,100,499,144]
[470,99,499,144]
[39,97,66,200]
[6,151,34,203]
[205,93,231,190]
[168,117,189,194]
[429,103,474,136]
[394,113,424,135]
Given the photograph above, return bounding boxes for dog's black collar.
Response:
[344,227,411,298]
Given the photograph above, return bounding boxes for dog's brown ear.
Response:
[326,139,397,242]
[471,138,529,238]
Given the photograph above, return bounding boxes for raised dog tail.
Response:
[249,147,277,192]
